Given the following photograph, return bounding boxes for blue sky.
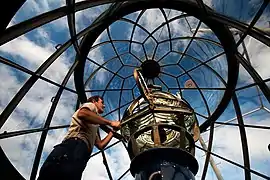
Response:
[0,0,270,180]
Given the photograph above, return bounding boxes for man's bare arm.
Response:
[77,108,112,126]
[95,131,114,150]
[77,108,121,128]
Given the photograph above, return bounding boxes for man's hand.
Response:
[110,121,121,130]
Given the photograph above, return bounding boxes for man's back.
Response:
[64,102,99,153]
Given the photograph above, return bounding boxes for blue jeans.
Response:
[38,138,90,180]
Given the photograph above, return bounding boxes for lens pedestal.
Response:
[130,148,198,180]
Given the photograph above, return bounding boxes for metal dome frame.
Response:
[0,0,269,180]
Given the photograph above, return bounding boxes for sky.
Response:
[0,0,270,180]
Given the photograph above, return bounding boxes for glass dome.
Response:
[0,0,270,180]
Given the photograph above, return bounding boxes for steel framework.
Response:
[0,0,270,180]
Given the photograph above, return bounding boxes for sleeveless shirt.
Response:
[64,102,99,153]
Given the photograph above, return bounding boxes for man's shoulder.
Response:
[80,102,98,113]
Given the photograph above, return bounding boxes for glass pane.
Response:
[159,51,181,65]
[50,90,77,126]
[88,70,114,91]
[168,16,199,38]
[242,36,270,80]
[107,75,124,89]
[202,0,264,24]
[182,89,209,117]
[123,76,136,90]
[133,26,149,42]
[162,65,184,77]
[236,86,262,114]
[216,99,237,123]
[9,1,65,26]
[237,63,255,88]
[1,79,58,132]
[103,91,121,120]
[120,90,134,107]
[120,53,141,67]
[154,41,170,61]
[202,90,225,114]
[213,155,244,180]
[206,53,228,83]
[65,71,76,91]
[102,58,122,75]
[118,66,135,79]
[159,73,178,88]
[189,64,225,88]
[83,153,110,180]
[130,43,146,60]
[0,132,42,179]
[43,46,75,84]
[152,24,170,42]
[1,16,71,72]
[213,125,244,166]
[123,10,141,21]
[138,9,164,33]
[105,141,131,179]
[171,39,191,52]
[166,9,183,20]
[195,131,209,179]
[240,109,270,178]
[180,55,201,71]
[110,21,133,41]
[186,40,218,62]
[75,4,110,33]
[0,64,30,114]
[143,37,157,59]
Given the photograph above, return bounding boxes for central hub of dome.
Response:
[140,60,160,79]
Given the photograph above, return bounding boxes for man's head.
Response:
[87,95,105,114]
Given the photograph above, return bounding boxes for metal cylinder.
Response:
[130,148,198,180]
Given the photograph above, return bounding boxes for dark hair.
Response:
[87,95,103,103]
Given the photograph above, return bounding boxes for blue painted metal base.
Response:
[130,148,198,180]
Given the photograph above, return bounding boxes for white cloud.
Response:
[248,0,264,12]
[0,36,54,70]
[9,0,67,30]
[138,9,165,33]
[202,0,214,8]
[0,19,76,180]
[83,154,110,180]
[104,142,132,179]
[0,65,24,113]
[132,9,198,41]
[0,28,129,180]
[1,1,270,180]
[234,10,270,85]
[206,115,270,178]
[0,67,68,178]
[0,27,71,84]
[21,0,65,17]
[75,4,110,33]
[81,139,133,180]
[244,36,270,80]
[87,51,107,85]
[0,132,42,179]
[125,9,200,58]
[86,29,113,86]
[237,34,270,88]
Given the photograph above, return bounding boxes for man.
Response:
[38,95,121,180]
